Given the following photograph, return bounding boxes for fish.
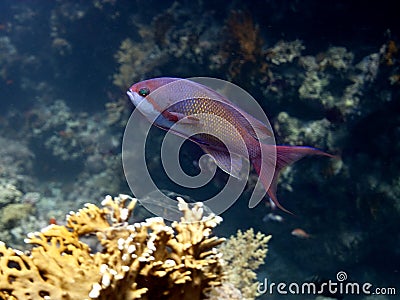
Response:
[127,77,333,213]
[262,212,284,223]
[291,228,312,239]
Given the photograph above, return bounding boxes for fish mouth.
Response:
[126,89,136,104]
[126,89,133,99]
[126,89,147,108]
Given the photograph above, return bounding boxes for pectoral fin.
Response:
[163,111,200,124]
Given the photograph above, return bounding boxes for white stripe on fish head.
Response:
[127,90,160,120]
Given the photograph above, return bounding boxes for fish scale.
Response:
[167,97,261,159]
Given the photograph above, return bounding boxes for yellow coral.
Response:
[217,228,271,300]
[0,226,99,300]
[0,195,272,300]
[0,195,225,300]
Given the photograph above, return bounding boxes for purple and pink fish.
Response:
[127,77,334,213]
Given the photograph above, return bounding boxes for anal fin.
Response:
[200,146,244,179]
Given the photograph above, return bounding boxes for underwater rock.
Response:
[0,183,22,207]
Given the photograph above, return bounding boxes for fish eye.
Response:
[138,87,150,97]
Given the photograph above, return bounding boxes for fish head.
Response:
[127,77,181,123]
[127,77,179,107]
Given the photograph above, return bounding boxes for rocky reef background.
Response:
[0,0,399,299]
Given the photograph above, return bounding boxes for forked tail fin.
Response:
[253,145,335,214]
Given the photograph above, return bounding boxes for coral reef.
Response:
[296,45,381,119]
[0,203,33,229]
[0,194,271,300]
[112,1,222,85]
[18,98,123,206]
[218,10,265,80]
[382,40,398,66]
[28,100,98,162]
[266,40,305,66]
[0,183,22,207]
[0,36,18,82]
[105,97,132,126]
[216,229,271,300]
[0,137,34,186]
[274,112,335,148]
[113,37,165,90]
[0,195,225,299]
[0,137,38,247]
[0,202,34,247]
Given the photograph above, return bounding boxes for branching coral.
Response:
[0,195,228,299]
[215,229,271,300]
